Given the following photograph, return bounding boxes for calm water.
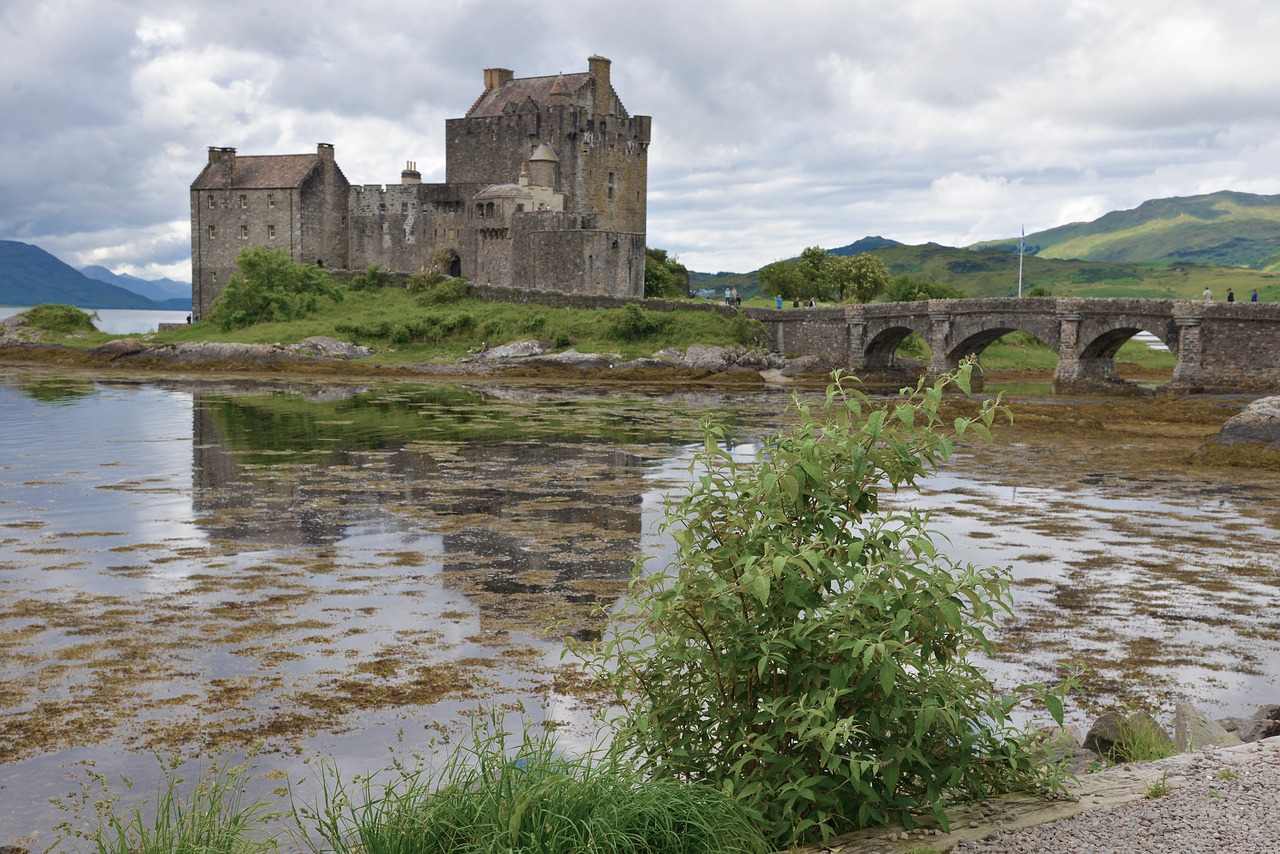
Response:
[0,307,190,335]
[2,370,1278,846]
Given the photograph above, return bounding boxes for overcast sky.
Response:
[3,0,1279,281]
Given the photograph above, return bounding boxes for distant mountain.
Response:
[972,191,1280,269]
[0,240,162,309]
[81,265,191,307]
[830,236,904,256]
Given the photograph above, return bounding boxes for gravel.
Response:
[952,738,1280,854]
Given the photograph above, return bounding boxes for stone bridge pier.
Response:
[748,297,1280,395]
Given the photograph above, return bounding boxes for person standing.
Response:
[1227,288,1235,303]
[775,294,784,309]
[1253,289,1260,303]
[1202,287,1213,301]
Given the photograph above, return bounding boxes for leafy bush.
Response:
[884,275,966,302]
[208,247,343,331]
[611,302,669,340]
[294,716,767,854]
[587,364,1070,846]
[1023,285,1053,297]
[414,277,469,305]
[20,304,98,333]
[347,264,384,291]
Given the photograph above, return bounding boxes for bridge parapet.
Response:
[747,297,1280,394]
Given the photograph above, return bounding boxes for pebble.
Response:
[953,740,1280,853]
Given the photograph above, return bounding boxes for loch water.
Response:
[2,369,1278,846]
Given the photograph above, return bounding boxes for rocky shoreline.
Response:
[794,703,1280,853]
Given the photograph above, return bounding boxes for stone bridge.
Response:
[746,298,1280,394]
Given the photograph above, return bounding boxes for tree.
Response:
[884,274,966,302]
[586,364,1071,847]
[207,247,343,331]
[829,252,890,303]
[644,247,691,299]
[757,258,807,301]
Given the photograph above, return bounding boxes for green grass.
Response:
[1144,771,1173,800]
[56,751,283,853]
[148,287,762,364]
[295,716,769,854]
[59,719,768,854]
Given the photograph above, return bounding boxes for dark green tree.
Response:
[644,248,691,299]
[207,247,343,331]
[884,274,966,302]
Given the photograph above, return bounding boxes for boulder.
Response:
[1083,710,1173,760]
[477,340,550,360]
[1221,704,1280,742]
[681,346,733,370]
[93,338,148,357]
[1173,701,1240,751]
[1212,396,1280,449]
[287,336,373,359]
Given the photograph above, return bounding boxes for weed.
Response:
[1216,768,1239,781]
[54,749,283,853]
[1144,771,1172,799]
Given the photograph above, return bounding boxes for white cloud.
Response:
[3,0,1280,277]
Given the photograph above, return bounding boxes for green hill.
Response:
[0,240,161,309]
[973,191,1280,270]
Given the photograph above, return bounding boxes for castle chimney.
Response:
[483,67,515,90]
[401,161,421,185]
[207,146,236,164]
[317,142,335,161]
[588,55,611,90]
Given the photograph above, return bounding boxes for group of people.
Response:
[1203,287,1260,303]
[723,287,742,307]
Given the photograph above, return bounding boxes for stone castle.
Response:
[189,55,650,319]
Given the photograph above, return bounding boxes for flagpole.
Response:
[1018,224,1024,298]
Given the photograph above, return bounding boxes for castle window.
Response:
[607,186,614,200]
[475,203,484,218]
[268,224,276,239]
[401,202,408,214]
[207,225,216,238]
[207,194,215,209]
[239,194,247,209]
[485,202,495,218]
[268,194,275,208]
[240,224,248,239]
[516,203,524,212]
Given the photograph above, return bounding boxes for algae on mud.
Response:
[2,367,1279,847]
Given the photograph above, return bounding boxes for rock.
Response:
[1212,396,1280,449]
[1174,701,1240,751]
[526,349,615,368]
[681,345,733,370]
[477,340,550,360]
[1228,705,1280,742]
[287,336,373,359]
[1083,710,1173,760]
[1035,725,1101,776]
[93,338,148,357]
[779,354,838,376]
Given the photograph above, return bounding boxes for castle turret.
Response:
[528,143,558,189]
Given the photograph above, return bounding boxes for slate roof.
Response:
[191,154,321,190]
[466,73,590,118]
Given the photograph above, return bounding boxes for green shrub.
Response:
[586,363,1071,846]
[20,304,98,333]
[294,716,767,854]
[611,302,668,340]
[348,264,384,291]
[414,278,469,305]
[208,247,343,331]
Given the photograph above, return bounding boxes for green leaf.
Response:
[1045,693,1065,726]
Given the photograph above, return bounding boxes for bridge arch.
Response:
[864,325,924,370]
